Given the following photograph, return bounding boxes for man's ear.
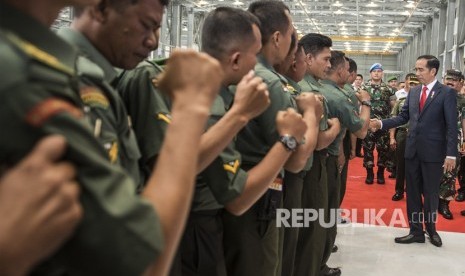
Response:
[90,0,110,23]
[229,51,241,71]
[272,31,281,48]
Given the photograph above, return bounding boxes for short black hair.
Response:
[417,55,440,76]
[347,58,357,73]
[201,7,260,60]
[327,50,346,74]
[299,33,332,57]
[357,74,363,79]
[74,0,170,17]
[248,0,291,46]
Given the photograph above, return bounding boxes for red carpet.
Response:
[341,155,465,233]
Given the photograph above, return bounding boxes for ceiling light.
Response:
[368,10,376,15]
[232,0,243,6]
[340,26,347,30]
[333,1,343,7]
[343,35,349,38]
[367,23,374,27]
[334,10,344,15]
[405,2,415,8]
[367,2,378,7]
[403,10,411,16]
[198,0,208,5]
[339,22,346,26]
[366,28,373,32]
[393,28,400,33]
[366,19,375,22]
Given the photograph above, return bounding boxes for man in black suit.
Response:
[370,55,457,247]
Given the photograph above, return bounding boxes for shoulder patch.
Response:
[5,32,73,76]
[157,112,172,124]
[223,160,240,174]
[80,86,109,109]
[26,98,83,127]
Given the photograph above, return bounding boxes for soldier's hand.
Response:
[276,108,307,143]
[327,117,341,133]
[296,92,324,119]
[390,137,397,150]
[355,89,371,102]
[158,50,223,111]
[232,70,270,120]
[369,119,381,132]
[0,136,82,274]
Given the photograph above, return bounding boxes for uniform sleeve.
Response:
[258,78,295,146]
[337,99,363,134]
[201,141,248,204]
[116,66,170,169]
[0,83,163,276]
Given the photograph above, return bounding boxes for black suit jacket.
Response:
[382,81,458,162]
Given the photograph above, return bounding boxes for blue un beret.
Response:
[370,63,383,72]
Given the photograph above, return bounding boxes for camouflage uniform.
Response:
[361,81,393,169]
[439,94,465,200]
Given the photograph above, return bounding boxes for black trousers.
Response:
[405,156,443,235]
[170,210,226,276]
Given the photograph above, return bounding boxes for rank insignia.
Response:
[223,159,240,174]
[80,87,109,109]
[104,141,118,164]
[157,112,172,124]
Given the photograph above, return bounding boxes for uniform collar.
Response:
[220,86,235,110]
[303,73,321,87]
[57,28,117,83]
[0,2,78,73]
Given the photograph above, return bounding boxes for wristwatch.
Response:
[361,100,372,107]
[279,135,298,151]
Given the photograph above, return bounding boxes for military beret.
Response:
[369,63,383,72]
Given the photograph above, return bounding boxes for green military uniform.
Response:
[0,3,163,275]
[175,87,249,276]
[280,77,306,276]
[340,84,360,204]
[116,60,171,182]
[320,80,364,274]
[294,73,330,276]
[361,81,393,170]
[222,55,295,276]
[391,95,409,195]
[457,95,465,197]
[57,28,143,191]
[439,94,465,200]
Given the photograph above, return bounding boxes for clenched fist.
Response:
[276,108,308,142]
[355,89,371,103]
[158,50,224,110]
[232,70,270,120]
[296,92,324,119]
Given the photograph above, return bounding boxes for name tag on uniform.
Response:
[269,177,283,191]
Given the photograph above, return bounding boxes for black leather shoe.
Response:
[332,245,338,253]
[392,192,404,201]
[322,267,341,276]
[439,200,453,220]
[456,192,465,202]
[461,210,465,216]
[427,232,442,247]
[394,234,425,244]
[377,167,385,184]
[365,168,374,184]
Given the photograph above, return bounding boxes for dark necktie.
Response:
[419,86,427,112]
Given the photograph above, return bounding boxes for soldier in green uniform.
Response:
[320,51,371,276]
[438,69,465,219]
[222,2,323,276]
[172,8,309,276]
[387,76,399,92]
[362,63,394,184]
[390,73,419,201]
[56,3,153,190]
[0,0,224,275]
[294,33,342,276]
[275,36,313,276]
[340,57,360,206]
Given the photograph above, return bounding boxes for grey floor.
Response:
[327,223,465,276]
